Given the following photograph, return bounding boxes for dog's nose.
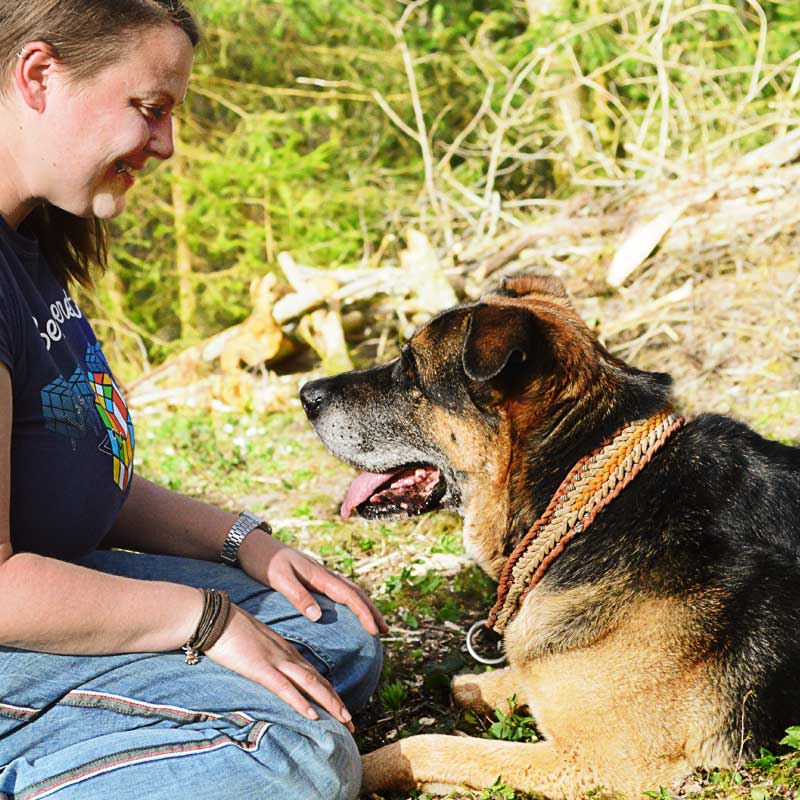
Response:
[299,380,329,421]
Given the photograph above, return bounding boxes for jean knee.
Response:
[329,607,383,711]
[249,715,362,800]
[328,720,362,800]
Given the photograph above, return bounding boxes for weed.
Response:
[437,597,462,623]
[748,747,779,770]
[487,696,539,743]
[781,726,800,751]
[378,681,408,713]
[431,530,463,554]
[479,777,519,799]
[383,566,414,595]
[642,787,672,800]
[403,613,420,630]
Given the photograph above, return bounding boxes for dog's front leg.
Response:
[362,734,595,798]
[451,666,527,715]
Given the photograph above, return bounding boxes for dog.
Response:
[300,274,800,798]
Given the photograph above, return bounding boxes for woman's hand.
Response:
[238,532,388,636]
[205,603,355,730]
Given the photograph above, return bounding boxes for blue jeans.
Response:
[0,551,382,800]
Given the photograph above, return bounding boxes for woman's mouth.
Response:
[114,161,135,183]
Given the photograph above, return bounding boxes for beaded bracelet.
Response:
[182,588,232,665]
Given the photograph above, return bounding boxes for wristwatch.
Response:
[220,511,272,566]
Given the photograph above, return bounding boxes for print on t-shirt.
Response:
[40,342,135,492]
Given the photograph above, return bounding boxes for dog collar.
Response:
[486,409,685,634]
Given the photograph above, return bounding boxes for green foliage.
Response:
[100,0,800,375]
[479,776,519,800]
[642,787,672,800]
[781,726,800,751]
[378,680,408,713]
[487,696,539,743]
[749,747,779,770]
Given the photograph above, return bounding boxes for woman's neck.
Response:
[0,111,37,229]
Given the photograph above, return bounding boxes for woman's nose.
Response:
[148,117,176,161]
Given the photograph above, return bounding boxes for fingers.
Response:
[257,662,353,731]
[206,610,354,730]
[327,575,389,634]
[270,551,388,634]
[281,661,355,733]
[273,572,323,623]
[254,625,354,730]
[300,563,389,635]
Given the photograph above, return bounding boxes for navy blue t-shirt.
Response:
[0,218,134,560]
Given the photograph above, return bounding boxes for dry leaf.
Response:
[607,200,693,287]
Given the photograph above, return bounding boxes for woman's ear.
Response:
[15,42,59,113]
[462,303,538,382]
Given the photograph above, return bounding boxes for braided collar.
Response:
[487,409,685,633]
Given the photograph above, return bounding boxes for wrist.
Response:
[123,581,204,654]
[220,511,272,567]
[181,588,232,664]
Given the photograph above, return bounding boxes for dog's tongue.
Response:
[341,471,397,519]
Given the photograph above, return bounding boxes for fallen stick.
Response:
[477,213,628,277]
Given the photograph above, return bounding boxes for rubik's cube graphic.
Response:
[41,346,134,491]
[86,345,134,492]
[40,373,89,440]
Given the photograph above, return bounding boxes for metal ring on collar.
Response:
[466,618,507,665]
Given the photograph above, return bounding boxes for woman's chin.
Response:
[91,189,128,220]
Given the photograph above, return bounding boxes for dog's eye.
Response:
[394,346,417,388]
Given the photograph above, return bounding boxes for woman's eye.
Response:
[137,103,168,121]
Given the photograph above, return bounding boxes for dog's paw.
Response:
[451,673,496,714]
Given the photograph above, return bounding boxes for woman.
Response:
[0,3,385,799]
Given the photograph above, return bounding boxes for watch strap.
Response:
[220,511,271,566]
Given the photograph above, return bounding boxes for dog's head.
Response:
[301,274,671,576]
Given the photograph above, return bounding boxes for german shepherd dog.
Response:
[300,274,800,798]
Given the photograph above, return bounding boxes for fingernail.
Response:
[304,604,322,621]
[341,708,352,722]
[307,707,318,720]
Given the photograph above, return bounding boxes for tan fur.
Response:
[421,399,514,578]
[364,589,733,797]
[451,666,525,715]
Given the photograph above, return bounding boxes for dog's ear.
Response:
[496,273,572,307]
[462,303,538,382]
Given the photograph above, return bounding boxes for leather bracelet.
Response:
[182,588,232,665]
[220,511,272,567]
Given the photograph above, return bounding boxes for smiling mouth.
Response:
[340,465,447,520]
[114,161,134,178]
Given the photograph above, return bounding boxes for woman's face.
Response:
[33,24,194,220]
